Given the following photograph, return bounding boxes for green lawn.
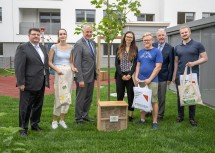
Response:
[0,68,15,76]
[0,84,215,153]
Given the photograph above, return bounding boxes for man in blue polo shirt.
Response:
[172,25,208,127]
[135,32,163,129]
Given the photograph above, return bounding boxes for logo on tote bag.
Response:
[143,94,149,102]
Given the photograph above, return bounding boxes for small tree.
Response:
[0,113,30,153]
[75,0,141,100]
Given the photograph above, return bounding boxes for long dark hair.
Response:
[57,28,67,43]
[117,31,137,61]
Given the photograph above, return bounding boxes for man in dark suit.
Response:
[14,28,50,136]
[153,28,174,120]
[73,24,97,124]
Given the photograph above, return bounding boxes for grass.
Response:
[0,68,15,76]
[100,67,116,78]
[0,68,214,152]
[0,83,215,153]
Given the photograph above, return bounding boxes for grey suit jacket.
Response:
[73,37,97,83]
[14,42,50,91]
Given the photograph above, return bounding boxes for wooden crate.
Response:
[100,71,108,81]
[97,101,128,131]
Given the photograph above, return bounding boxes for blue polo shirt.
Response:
[137,47,163,82]
[175,39,206,77]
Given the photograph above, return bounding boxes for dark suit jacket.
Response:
[73,37,97,83]
[153,42,174,82]
[14,42,50,91]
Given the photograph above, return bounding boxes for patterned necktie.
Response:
[158,44,162,51]
[87,40,94,56]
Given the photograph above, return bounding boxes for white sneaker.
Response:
[52,121,58,129]
[59,120,67,129]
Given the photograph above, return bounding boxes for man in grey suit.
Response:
[14,28,50,136]
[153,28,174,120]
[73,24,97,124]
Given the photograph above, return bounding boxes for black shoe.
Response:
[83,117,94,122]
[189,119,197,127]
[19,130,28,137]
[76,120,84,124]
[31,126,42,132]
[176,117,184,123]
[128,116,134,122]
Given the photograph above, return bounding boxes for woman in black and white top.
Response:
[115,31,138,121]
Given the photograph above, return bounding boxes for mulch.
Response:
[0,75,115,98]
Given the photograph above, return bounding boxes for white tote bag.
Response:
[178,66,202,106]
[180,67,201,97]
[132,84,152,112]
[55,76,71,108]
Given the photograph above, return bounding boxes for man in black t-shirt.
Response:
[172,25,208,127]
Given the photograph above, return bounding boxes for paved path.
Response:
[0,75,115,98]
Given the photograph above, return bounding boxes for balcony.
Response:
[19,22,60,35]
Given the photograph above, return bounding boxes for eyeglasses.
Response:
[143,39,152,42]
[30,33,40,36]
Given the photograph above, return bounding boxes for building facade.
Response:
[0,0,215,67]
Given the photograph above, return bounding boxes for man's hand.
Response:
[18,85,25,91]
[172,76,176,83]
[144,79,151,85]
[186,62,195,67]
[79,81,85,87]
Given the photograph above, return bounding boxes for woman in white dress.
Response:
[48,29,77,129]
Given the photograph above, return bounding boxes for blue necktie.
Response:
[158,44,162,51]
[87,40,94,56]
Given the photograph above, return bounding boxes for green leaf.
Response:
[14,142,26,147]
[12,148,26,151]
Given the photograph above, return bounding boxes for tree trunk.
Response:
[107,42,111,101]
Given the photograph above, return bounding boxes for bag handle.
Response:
[137,81,149,89]
[182,66,193,85]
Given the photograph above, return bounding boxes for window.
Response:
[177,12,195,24]
[0,7,2,22]
[202,12,215,19]
[103,10,122,21]
[137,14,154,21]
[0,43,3,55]
[40,12,61,34]
[76,9,95,23]
[103,43,120,56]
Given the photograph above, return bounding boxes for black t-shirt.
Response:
[175,39,205,77]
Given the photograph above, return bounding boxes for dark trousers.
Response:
[116,74,134,111]
[75,79,94,120]
[19,85,45,130]
[175,78,196,120]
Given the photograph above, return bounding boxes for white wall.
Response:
[0,0,14,42]
[1,0,215,57]
[164,0,215,26]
